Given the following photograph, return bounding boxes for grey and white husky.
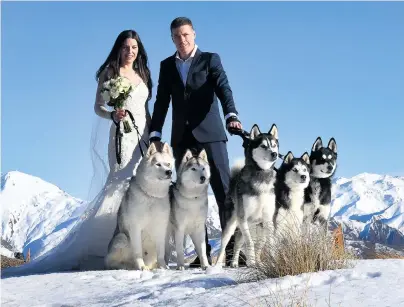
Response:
[303,137,337,230]
[165,149,211,270]
[273,151,311,237]
[215,124,279,267]
[105,142,174,271]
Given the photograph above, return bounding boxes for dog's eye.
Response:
[260,144,267,149]
[167,163,171,167]
[156,163,161,167]
[191,167,196,171]
[293,168,298,173]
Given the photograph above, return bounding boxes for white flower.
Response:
[110,88,119,99]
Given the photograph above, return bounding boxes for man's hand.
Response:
[227,121,242,131]
[226,115,243,134]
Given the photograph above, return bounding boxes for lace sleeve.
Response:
[94,68,112,120]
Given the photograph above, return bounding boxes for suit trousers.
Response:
[173,127,235,261]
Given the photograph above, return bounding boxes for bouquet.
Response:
[101,76,133,133]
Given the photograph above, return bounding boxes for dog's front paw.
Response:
[176,265,185,271]
[230,261,239,268]
[141,265,150,271]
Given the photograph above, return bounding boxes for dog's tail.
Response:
[230,158,245,179]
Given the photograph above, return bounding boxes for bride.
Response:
[2,30,153,276]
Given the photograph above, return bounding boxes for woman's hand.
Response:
[113,109,127,121]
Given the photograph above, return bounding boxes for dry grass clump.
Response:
[240,222,355,282]
[1,256,25,269]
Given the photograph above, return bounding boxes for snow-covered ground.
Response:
[2,259,404,306]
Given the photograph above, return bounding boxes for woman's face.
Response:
[120,38,138,65]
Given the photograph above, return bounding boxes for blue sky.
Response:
[2,1,403,200]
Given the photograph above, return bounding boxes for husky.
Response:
[165,149,211,270]
[215,124,279,267]
[273,151,311,238]
[303,137,337,230]
[104,142,174,271]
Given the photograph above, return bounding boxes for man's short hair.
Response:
[170,17,194,32]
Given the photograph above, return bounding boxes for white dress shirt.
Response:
[175,44,198,86]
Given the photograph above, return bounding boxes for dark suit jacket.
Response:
[150,48,238,146]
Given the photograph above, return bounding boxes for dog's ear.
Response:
[268,124,278,140]
[312,137,323,152]
[182,149,193,163]
[301,152,310,165]
[327,138,337,154]
[249,124,261,140]
[146,142,158,157]
[162,142,173,156]
[198,149,208,163]
[283,151,294,164]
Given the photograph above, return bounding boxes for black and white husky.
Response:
[165,149,211,270]
[303,137,337,230]
[215,124,279,267]
[273,151,311,237]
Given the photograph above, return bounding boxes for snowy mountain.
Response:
[1,171,403,261]
[0,171,86,259]
[329,173,404,250]
[331,173,404,230]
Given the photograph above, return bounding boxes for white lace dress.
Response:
[2,71,151,276]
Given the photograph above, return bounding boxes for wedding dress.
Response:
[2,72,150,277]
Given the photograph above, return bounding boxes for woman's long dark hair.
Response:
[96,30,153,101]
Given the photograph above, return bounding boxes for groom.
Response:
[149,17,244,267]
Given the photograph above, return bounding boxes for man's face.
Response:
[171,25,196,57]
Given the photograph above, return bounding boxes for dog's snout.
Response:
[166,170,172,176]
[301,175,306,181]
[327,165,333,171]
[200,176,206,183]
[271,152,278,159]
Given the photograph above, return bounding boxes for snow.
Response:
[331,173,404,233]
[2,260,404,306]
[0,246,13,258]
[329,174,404,249]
